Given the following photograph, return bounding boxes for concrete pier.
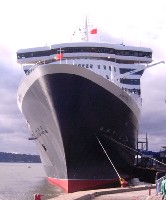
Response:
[47,184,166,200]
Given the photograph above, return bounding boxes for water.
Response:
[0,163,64,200]
[0,163,152,200]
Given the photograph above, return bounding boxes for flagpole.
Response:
[60,47,61,64]
[55,48,64,62]
[98,28,101,42]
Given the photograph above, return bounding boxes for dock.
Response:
[47,184,166,200]
[46,136,166,200]
[45,136,166,200]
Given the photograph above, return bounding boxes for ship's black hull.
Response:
[18,64,139,192]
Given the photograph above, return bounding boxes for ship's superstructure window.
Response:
[119,68,144,75]
[123,88,141,95]
[98,65,100,69]
[103,65,106,70]
[109,66,111,71]
[17,46,152,60]
[77,63,94,68]
[17,50,50,59]
[120,78,140,85]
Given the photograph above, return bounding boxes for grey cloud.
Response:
[0,47,37,154]
[0,133,37,154]
[139,64,166,150]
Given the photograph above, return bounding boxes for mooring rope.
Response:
[96,136,121,180]
[108,136,166,167]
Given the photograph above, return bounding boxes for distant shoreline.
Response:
[0,152,41,163]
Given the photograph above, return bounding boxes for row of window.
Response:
[24,59,143,81]
[51,47,152,58]
[24,66,141,88]
[17,46,152,59]
[77,64,93,69]
[77,64,143,76]
[77,65,142,80]
[122,87,141,95]
[120,78,140,85]
[75,63,112,71]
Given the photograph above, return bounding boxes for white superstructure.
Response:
[17,42,152,107]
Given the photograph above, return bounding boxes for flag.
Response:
[90,28,97,34]
[55,53,64,60]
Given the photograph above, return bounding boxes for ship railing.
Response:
[25,59,56,75]
[120,87,142,107]
[25,65,38,75]
[25,58,77,76]
[18,61,46,88]
[24,58,86,76]
[18,58,74,87]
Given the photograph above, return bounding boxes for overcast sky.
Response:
[0,0,166,154]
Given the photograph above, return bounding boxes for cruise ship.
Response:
[16,28,158,192]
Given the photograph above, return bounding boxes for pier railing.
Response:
[156,174,166,195]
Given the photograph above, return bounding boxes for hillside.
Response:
[0,152,41,163]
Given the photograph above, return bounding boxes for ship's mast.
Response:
[84,15,89,41]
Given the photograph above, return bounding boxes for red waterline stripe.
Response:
[47,177,119,193]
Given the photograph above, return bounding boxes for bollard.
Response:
[34,194,44,200]
[120,178,128,188]
[148,187,151,196]
[34,194,37,200]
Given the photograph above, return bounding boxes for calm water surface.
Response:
[0,163,64,200]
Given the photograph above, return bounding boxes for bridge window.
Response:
[17,47,152,60]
